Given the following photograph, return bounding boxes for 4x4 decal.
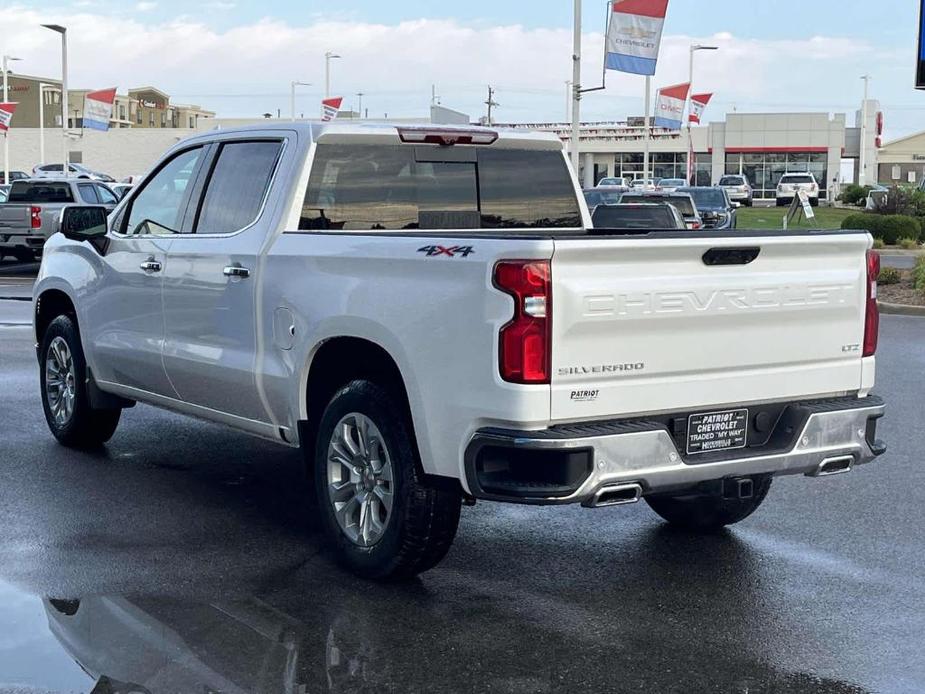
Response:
[417,245,475,258]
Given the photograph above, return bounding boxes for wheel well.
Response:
[35,290,76,344]
[303,336,418,456]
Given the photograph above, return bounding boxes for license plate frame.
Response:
[686,408,749,455]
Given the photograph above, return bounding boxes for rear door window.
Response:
[781,175,814,184]
[7,181,75,203]
[300,143,581,231]
[719,176,744,186]
[194,140,283,234]
[78,183,99,204]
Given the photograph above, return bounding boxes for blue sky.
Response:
[4,1,924,138]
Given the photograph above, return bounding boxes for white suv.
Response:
[776,172,819,207]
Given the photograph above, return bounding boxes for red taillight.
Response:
[691,221,702,230]
[494,260,551,384]
[31,206,42,229]
[864,249,880,357]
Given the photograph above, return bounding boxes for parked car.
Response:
[865,184,890,211]
[655,177,686,193]
[0,184,9,203]
[717,174,753,206]
[676,186,737,229]
[583,188,623,210]
[109,182,134,200]
[776,172,819,207]
[596,176,630,190]
[0,170,30,184]
[618,191,703,229]
[34,122,885,580]
[33,163,116,182]
[591,202,686,229]
[0,178,119,261]
[629,178,656,189]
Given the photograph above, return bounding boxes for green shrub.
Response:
[878,266,901,285]
[914,257,925,292]
[900,237,920,250]
[840,213,922,245]
[872,238,885,249]
[839,184,873,206]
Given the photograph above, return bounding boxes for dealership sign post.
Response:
[686,92,712,182]
[917,0,925,89]
[605,0,670,187]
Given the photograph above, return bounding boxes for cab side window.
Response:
[124,146,203,236]
[77,183,99,204]
[194,141,282,234]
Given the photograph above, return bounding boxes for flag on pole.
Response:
[0,102,17,133]
[654,82,690,130]
[321,97,343,122]
[83,88,117,131]
[688,93,713,123]
[605,0,670,76]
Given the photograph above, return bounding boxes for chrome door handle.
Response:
[140,260,162,272]
[223,265,251,279]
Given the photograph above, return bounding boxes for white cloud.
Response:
[135,2,157,11]
[0,6,909,132]
[206,1,235,9]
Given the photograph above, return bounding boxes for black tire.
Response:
[12,249,35,263]
[314,379,461,580]
[40,315,121,448]
[810,198,819,207]
[645,476,772,530]
[744,199,753,207]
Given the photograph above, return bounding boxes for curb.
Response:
[875,249,925,256]
[878,300,925,316]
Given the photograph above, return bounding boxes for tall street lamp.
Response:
[290,81,310,122]
[2,55,22,185]
[687,44,718,183]
[42,24,69,171]
[324,51,341,99]
[356,92,364,119]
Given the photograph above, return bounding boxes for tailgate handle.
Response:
[702,247,760,266]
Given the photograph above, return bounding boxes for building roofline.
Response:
[128,86,170,99]
[880,130,925,149]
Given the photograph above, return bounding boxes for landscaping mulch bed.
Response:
[879,271,925,307]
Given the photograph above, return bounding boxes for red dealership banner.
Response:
[321,97,343,122]
[688,93,713,123]
[0,102,17,132]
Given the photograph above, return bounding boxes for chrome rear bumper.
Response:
[464,396,885,506]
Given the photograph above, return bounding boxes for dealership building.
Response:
[508,98,883,201]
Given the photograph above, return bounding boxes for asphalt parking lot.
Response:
[1,266,924,693]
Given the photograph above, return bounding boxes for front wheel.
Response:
[314,380,461,580]
[645,476,772,530]
[40,315,121,448]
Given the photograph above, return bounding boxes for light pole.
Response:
[356,92,364,119]
[569,0,581,176]
[2,55,22,185]
[687,44,718,183]
[859,74,871,185]
[565,80,572,122]
[290,81,310,121]
[324,51,341,99]
[42,24,68,171]
[39,83,58,166]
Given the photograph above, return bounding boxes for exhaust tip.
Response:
[809,455,853,477]
[588,483,642,508]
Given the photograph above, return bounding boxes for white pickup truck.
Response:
[33,123,886,580]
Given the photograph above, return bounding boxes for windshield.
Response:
[620,193,695,216]
[301,144,582,230]
[678,188,726,208]
[659,179,685,187]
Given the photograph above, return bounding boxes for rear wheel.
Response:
[314,380,461,580]
[645,476,772,530]
[40,315,121,448]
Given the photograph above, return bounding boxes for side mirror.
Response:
[59,206,108,241]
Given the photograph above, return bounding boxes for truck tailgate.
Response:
[0,205,30,234]
[550,232,872,422]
